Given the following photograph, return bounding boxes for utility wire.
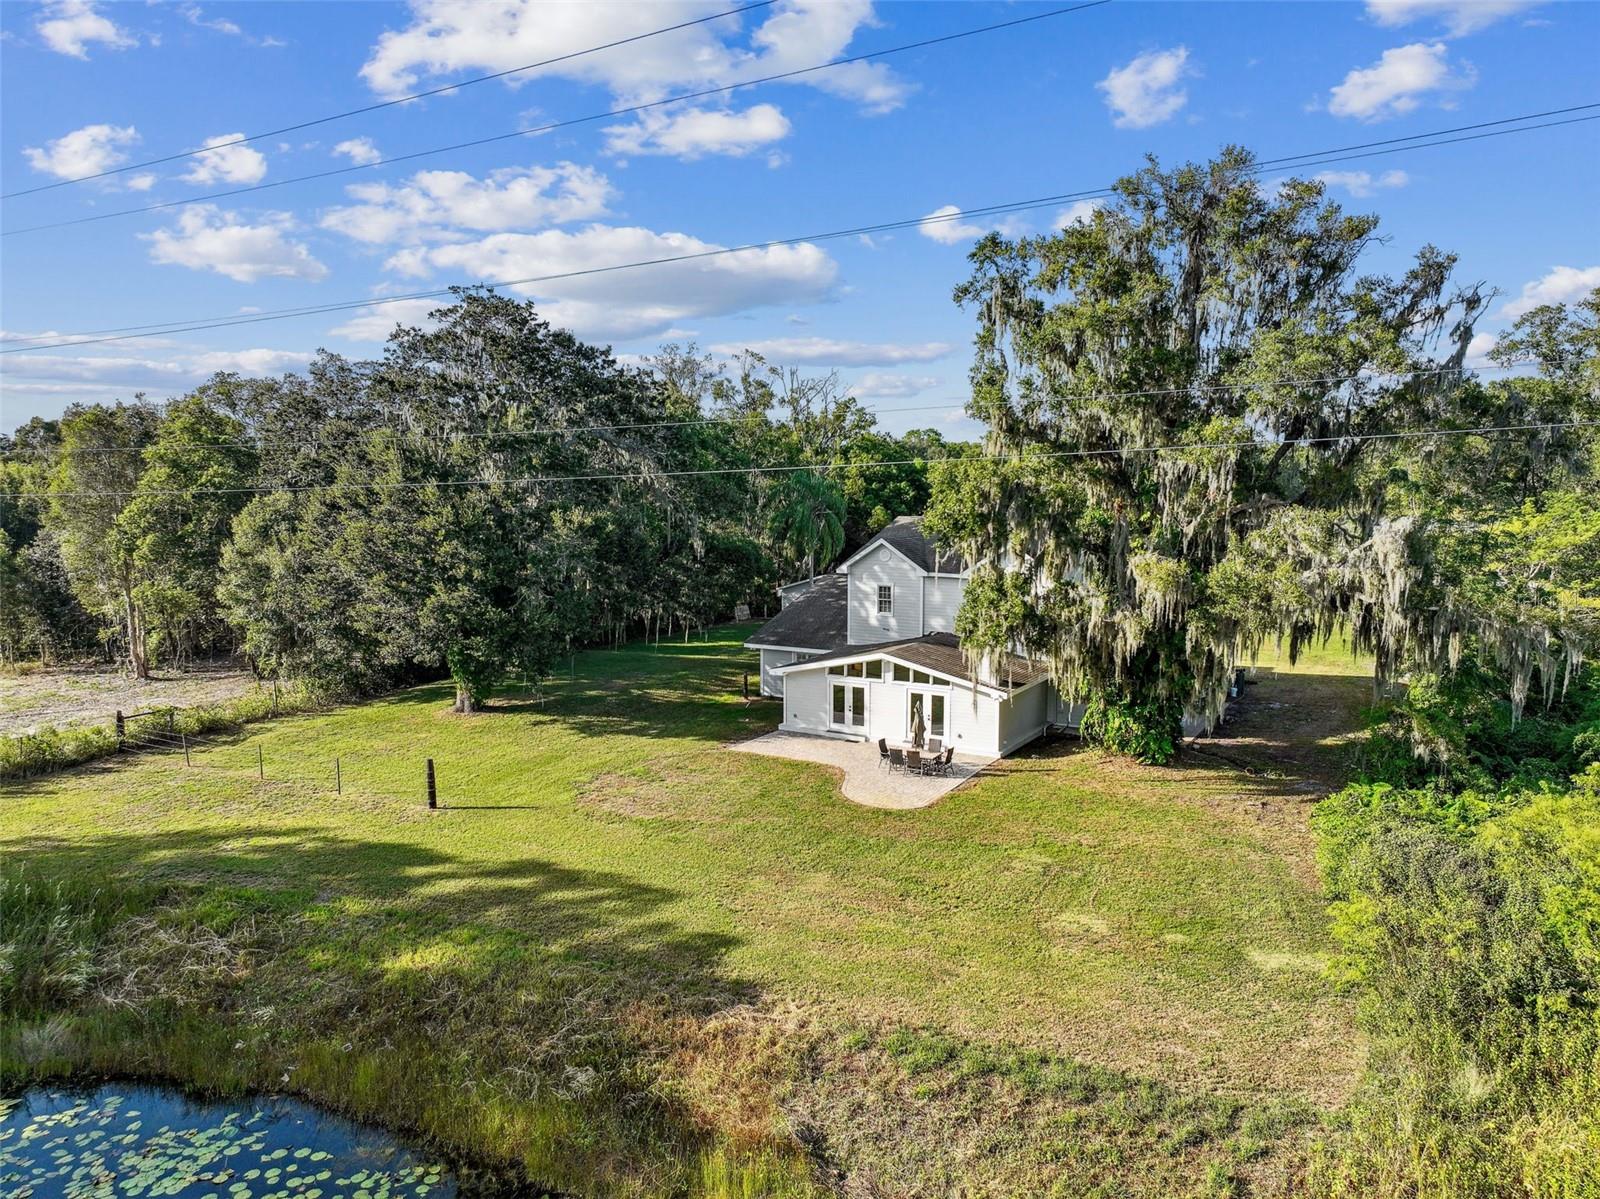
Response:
[0,2,1112,234]
[10,365,1520,458]
[1,2,779,198]
[3,106,1594,356]
[20,420,1594,501]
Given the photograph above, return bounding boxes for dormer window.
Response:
[877,585,893,615]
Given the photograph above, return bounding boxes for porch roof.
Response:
[771,631,1049,694]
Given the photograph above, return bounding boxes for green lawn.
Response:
[1,625,1370,1196]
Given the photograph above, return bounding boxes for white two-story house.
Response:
[744,516,1064,758]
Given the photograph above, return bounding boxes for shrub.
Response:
[0,684,319,782]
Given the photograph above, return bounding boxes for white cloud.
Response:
[1500,265,1600,318]
[359,0,906,112]
[353,225,837,341]
[23,123,138,181]
[916,204,1032,246]
[846,372,941,399]
[710,337,952,366]
[328,299,446,342]
[35,0,134,58]
[1314,168,1410,197]
[917,204,989,246]
[144,206,328,283]
[182,134,268,185]
[178,3,241,36]
[1365,0,1544,36]
[321,164,612,244]
[0,344,311,418]
[1097,47,1193,129]
[1327,42,1475,121]
[1053,198,1106,229]
[604,104,791,160]
[126,172,157,191]
[1464,330,1497,366]
[332,137,383,165]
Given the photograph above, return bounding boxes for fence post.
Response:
[257,744,264,780]
[182,734,190,767]
[335,757,341,795]
[742,672,750,701]
[115,710,125,751]
[426,759,437,809]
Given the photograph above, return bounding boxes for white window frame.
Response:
[877,584,893,615]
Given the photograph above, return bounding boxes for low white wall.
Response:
[782,667,830,734]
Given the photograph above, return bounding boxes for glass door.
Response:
[831,683,867,730]
[907,691,946,743]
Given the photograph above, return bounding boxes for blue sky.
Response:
[2,0,1597,436]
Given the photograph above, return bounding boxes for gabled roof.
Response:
[771,631,1049,696]
[837,515,965,576]
[744,573,848,652]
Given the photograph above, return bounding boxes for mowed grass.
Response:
[3,627,1376,1190]
[1,625,1369,1192]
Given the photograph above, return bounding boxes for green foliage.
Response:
[1079,684,1184,765]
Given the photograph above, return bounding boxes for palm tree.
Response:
[765,470,845,580]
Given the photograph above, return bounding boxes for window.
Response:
[864,660,883,680]
[846,662,864,678]
[828,664,843,676]
[912,669,930,684]
[877,584,893,615]
[892,663,910,682]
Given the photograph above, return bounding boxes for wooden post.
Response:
[115,710,125,751]
[426,759,437,809]
[742,672,750,701]
[257,744,264,780]
[335,758,341,795]
[182,733,190,767]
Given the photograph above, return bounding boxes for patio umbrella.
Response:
[910,705,925,749]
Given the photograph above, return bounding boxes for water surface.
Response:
[1,1083,458,1198]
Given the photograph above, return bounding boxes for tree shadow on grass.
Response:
[11,825,752,1013]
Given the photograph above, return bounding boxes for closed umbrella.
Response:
[910,703,925,749]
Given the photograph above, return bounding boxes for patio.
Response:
[728,731,995,810]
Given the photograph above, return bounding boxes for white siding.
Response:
[998,683,1049,754]
[847,546,924,644]
[759,648,796,697]
[781,667,830,734]
[923,576,964,634]
[947,685,1001,756]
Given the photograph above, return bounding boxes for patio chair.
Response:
[937,747,955,776]
[876,738,890,771]
[925,737,942,756]
[906,749,923,776]
[887,747,905,774]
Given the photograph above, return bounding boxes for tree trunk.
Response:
[453,683,477,714]
[124,587,150,680]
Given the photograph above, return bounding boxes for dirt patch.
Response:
[1,660,259,736]
[575,766,707,819]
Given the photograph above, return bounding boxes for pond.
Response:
[1,1084,466,1198]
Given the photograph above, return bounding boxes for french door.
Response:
[830,682,867,731]
[907,691,946,742]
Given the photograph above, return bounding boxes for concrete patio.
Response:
[729,730,995,809]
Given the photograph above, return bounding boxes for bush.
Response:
[0,684,318,782]
[1308,768,1600,1197]
[1079,686,1184,765]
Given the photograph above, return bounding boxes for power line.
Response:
[20,420,1594,501]
[3,105,1594,356]
[0,2,780,199]
[7,365,1521,458]
[0,2,1113,234]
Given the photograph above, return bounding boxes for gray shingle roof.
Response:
[745,573,848,651]
[778,632,1048,692]
[849,515,964,575]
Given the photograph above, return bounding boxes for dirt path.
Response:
[1196,661,1373,795]
[0,661,260,735]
